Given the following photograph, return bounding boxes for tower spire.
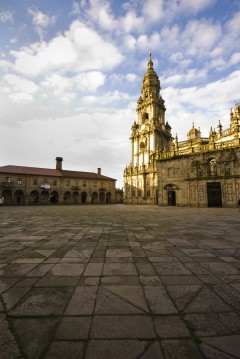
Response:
[148,50,153,69]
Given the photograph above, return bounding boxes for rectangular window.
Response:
[17,178,23,185]
[6,177,11,182]
[147,190,150,197]
[53,179,57,186]
[132,190,135,197]
[138,190,141,197]
[66,180,70,186]
[33,178,38,185]
[83,181,87,188]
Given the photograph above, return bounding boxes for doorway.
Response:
[207,182,222,207]
[168,191,176,206]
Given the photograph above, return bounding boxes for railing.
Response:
[1,181,14,188]
[72,186,81,190]
[158,139,239,160]
[40,184,51,189]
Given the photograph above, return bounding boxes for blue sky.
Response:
[0,0,240,187]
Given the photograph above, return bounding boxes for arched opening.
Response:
[81,192,87,204]
[50,191,58,204]
[99,192,105,203]
[41,190,49,204]
[142,112,149,123]
[72,191,79,204]
[106,192,111,204]
[64,191,71,204]
[14,190,25,205]
[207,182,222,207]
[92,192,98,204]
[164,184,178,206]
[30,190,39,204]
[167,191,176,206]
[2,190,12,205]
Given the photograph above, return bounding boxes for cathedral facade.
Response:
[124,55,240,207]
[124,54,172,204]
[157,103,240,207]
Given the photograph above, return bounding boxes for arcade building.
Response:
[0,157,116,205]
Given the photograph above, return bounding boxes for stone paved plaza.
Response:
[0,205,240,359]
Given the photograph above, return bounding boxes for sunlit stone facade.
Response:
[124,54,172,204]
[157,103,240,207]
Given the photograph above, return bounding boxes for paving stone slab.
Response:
[154,316,190,338]
[10,287,73,316]
[10,318,59,359]
[55,316,92,339]
[1,205,240,359]
[201,335,240,358]
[161,339,204,359]
[144,286,177,314]
[45,341,85,359]
[90,315,156,339]
[86,339,147,359]
[65,286,98,315]
[0,314,21,359]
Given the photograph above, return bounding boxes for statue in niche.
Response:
[224,163,231,175]
[196,165,203,177]
[209,159,217,176]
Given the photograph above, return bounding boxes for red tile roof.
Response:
[0,165,116,181]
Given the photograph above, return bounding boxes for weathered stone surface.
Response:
[90,315,156,339]
[85,340,147,359]
[154,316,190,338]
[45,341,85,359]
[65,286,98,315]
[0,314,21,359]
[144,286,177,314]
[11,318,59,358]
[55,316,91,339]
[1,205,240,359]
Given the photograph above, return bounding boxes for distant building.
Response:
[115,188,124,203]
[124,54,172,204]
[0,157,116,205]
[157,103,240,207]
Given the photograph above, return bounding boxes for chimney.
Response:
[56,157,63,170]
[97,168,101,175]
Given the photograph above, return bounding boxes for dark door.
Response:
[168,191,176,206]
[207,182,222,207]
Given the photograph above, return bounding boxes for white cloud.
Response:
[9,92,34,103]
[0,10,13,23]
[86,0,117,30]
[230,52,240,66]
[126,73,137,82]
[8,20,123,77]
[28,8,57,39]
[163,70,240,139]
[4,74,38,94]
[142,0,164,22]
[120,10,144,33]
[75,71,105,91]
[81,90,132,106]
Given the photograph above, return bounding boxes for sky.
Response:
[0,0,240,188]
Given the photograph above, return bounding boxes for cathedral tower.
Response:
[124,54,172,204]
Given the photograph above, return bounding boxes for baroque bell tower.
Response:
[124,54,172,204]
